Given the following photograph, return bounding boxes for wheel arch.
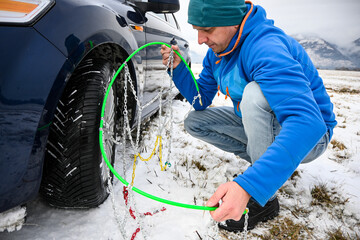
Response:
[36,0,146,132]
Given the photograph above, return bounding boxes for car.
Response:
[0,0,190,214]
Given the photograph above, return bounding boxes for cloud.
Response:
[258,0,360,47]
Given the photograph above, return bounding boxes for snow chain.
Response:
[112,49,179,239]
[104,47,249,240]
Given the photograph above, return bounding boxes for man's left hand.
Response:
[206,182,251,221]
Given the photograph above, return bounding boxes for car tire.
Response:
[40,58,118,208]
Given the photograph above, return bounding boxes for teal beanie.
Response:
[188,0,248,27]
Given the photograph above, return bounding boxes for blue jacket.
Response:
[172,3,337,206]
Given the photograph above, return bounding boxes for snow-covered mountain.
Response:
[348,38,360,68]
[295,36,360,71]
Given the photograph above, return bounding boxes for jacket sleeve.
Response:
[234,35,328,206]
[171,50,218,110]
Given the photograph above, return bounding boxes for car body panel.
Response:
[0,26,70,211]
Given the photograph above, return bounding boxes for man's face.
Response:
[193,25,239,53]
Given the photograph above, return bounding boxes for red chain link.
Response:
[123,186,129,205]
[143,207,167,216]
[131,228,140,240]
[123,186,167,239]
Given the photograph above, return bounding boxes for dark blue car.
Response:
[0,0,190,213]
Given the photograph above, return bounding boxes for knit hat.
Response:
[188,0,248,27]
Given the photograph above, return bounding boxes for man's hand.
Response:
[160,45,181,69]
[206,182,251,221]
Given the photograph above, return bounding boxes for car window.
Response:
[165,13,178,29]
[155,13,166,21]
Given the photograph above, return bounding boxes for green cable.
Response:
[99,42,244,214]
[37,121,52,131]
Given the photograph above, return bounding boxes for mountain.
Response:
[348,38,360,68]
[294,36,359,71]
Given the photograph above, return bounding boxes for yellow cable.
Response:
[130,136,168,186]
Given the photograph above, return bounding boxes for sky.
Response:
[175,0,360,58]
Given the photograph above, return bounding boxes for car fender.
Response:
[33,0,146,128]
[34,0,144,66]
[0,26,71,212]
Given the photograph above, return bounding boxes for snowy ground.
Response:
[1,66,359,239]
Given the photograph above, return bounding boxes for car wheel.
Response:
[40,58,119,208]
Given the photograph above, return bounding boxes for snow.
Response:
[1,66,360,239]
[0,207,26,233]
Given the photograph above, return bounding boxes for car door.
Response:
[141,12,189,118]
[108,0,147,103]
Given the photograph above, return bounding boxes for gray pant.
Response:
[184,81,329,165]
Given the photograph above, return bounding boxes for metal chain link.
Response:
[122,62,147,240]
[242,208,249,240]
[172,93,201,125]
[105,47,203,240]
[128,187,148,240]
[120,58,171,240]
[107,178,128,239]
[165,49,174,164]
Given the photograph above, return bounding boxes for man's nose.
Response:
[198,31,207,45]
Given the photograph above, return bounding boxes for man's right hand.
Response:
[207,182,251,222]
[160,45,181,69]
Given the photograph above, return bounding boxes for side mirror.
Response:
[133,0,180,14]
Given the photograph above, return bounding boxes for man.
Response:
[161,0,337,232]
